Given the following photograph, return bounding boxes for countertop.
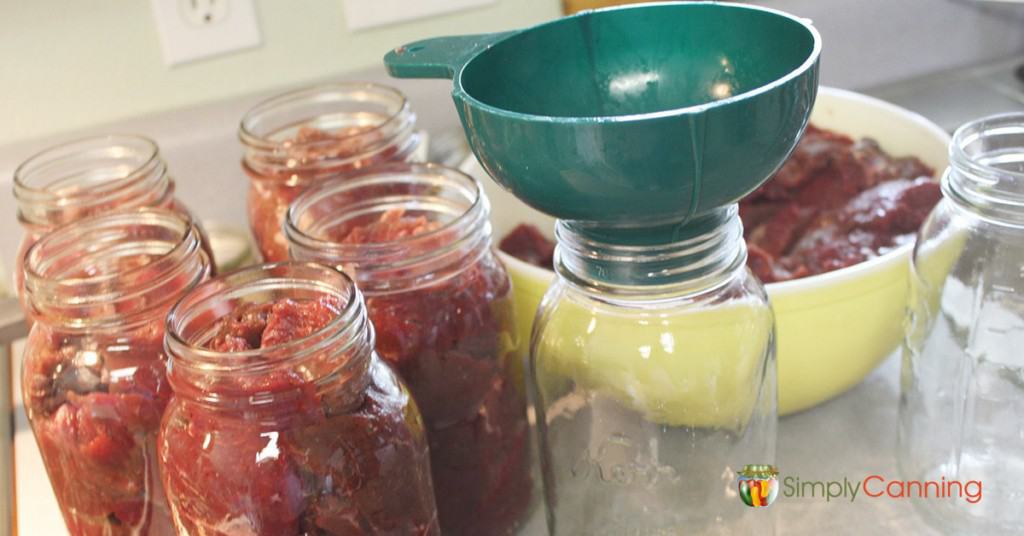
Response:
[867,57,1024,133]
[773,353,941,534]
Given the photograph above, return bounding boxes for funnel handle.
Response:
[385,31,516,79]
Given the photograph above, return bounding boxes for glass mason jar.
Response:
[160,262,439,535]
[530,207,776,535]
[240,83,425,262]
[285,164,532,535]
[13,134,212,316]
[899,113,1024,533]
[21,209,211,536]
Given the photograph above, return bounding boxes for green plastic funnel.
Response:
[385,2,820,237]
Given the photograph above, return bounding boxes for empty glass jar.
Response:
[899,113,1024,534]
[530,207,776,535]
[240,83,425,262]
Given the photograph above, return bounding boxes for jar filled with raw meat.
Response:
[13,134,213,316]
[285,164,532,535]
[21,208,211,536]
[159,261,439,535]
[239,83,425,262]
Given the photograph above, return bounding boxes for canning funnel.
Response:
[385,2,820,244]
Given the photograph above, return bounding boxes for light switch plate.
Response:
[151,0,262,66]
[341,0,497,31]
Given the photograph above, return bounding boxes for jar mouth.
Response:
[950,113,1024,193]
[24,208,208,328]
[165,261,367,372]
[238,83,411,152]
[14,134,167,226]
[946,112,1024,223]
[284,163,492,292]
[555,206,748,295]
[287,163,483,246]
[559,208,740,259]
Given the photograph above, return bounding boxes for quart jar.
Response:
[159,262,439,535]
[21,208,211,536]
[285,164,532,535]
[240,83,425,262]
[899,113,1024,534]
[530,207,777,535]
[13,134,212,316]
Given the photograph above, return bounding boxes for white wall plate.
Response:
[151,0,262,66]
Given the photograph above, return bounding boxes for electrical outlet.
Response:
[151,0,261,66]
[341,0,497,31]
[180,0,230,26]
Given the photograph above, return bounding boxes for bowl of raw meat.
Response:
[463,86,950,415]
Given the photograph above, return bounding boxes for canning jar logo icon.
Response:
[738,464,779,507]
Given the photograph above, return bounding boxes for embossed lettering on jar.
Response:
[21,209,211,536]
[239,83,425,262]
[286,164,532,535]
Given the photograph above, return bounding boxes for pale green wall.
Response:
[0,0,563,145]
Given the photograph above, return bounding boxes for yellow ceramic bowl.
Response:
[464,86,950,416]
